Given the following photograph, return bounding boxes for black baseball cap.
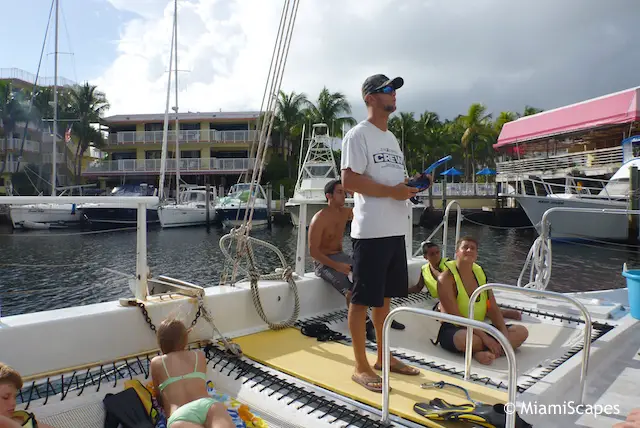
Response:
[361,74,404,99]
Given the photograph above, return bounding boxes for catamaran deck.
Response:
[8,279,638,428]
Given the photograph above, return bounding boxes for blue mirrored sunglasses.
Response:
[374,85,394,94]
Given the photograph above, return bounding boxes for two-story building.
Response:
[0,68,87,195]
[84,111,265,195]
[493,86,640,187]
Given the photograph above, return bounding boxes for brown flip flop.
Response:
[373,361,421,376]
[351,373,390,393]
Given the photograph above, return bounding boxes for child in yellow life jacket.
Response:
[408,241,450,298]
[0,362,54,428]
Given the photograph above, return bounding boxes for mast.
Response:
[51,0,59,196]
[158,4,176,201]
[173,0,180,202]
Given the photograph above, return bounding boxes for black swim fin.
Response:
[414,399,533,428]
[103,387,154,428]
[414,398,476,421]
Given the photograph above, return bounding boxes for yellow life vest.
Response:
[12,410,37,428]
[421,257,450,298]
[444,260,488,321]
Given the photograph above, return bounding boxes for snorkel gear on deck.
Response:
[414,381,532,428]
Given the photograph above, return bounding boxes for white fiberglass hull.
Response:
[158,204,216,228]
[512,194,629,240]
[9,203,82,228]
[2,261,636,428]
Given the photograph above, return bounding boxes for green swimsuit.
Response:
[160,351,217,427]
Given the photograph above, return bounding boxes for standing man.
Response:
[341,74,428,392]
[309,179,405,343]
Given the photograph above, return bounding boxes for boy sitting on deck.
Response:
[0,362,55,428]
[434,236,529,365]
[409,241,523,322]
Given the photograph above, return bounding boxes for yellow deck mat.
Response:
[235,328,508,427]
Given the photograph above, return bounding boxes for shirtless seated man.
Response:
[435,236,529,365]
[308,179,405,341]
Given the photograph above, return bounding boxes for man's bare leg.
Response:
[349,302,382,390]
[371,298,419,374]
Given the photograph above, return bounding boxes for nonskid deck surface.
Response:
[234,327,508,427]
[298,292,615,394]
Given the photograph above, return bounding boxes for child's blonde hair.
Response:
[157,318,188,354]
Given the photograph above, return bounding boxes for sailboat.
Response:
[157,5,218,228]
[83,0,182,230]
[9,0,85,229]
[286,123,353,227]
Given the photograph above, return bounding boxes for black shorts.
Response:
[350,235,409,308]
[436,322,514,354]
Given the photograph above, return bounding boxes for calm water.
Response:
[0,222,637,317]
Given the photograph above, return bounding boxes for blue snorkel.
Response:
[406,155,452,204]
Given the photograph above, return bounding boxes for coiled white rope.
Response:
[517,236,552,290]
[219,226,300,330]
[217,0,301,330]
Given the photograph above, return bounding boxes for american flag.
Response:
[64,126,72,143]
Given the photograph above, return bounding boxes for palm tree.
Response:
[60,83,109,184]
[522,105,543,117]
[494,111,517,134]
[0,81,30,177]
[461,103,492,182]
[274,90,309,177]
[389,112,419,172]
[305,87,356,138]
[31,87,54,126]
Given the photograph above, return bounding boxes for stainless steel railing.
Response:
[465,283,593,405]
[381,307,518,427]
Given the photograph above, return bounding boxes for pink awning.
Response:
[494,87,640,149]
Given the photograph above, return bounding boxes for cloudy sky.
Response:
[2,0,640,122]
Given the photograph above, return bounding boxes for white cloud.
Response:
[95,0,640,121]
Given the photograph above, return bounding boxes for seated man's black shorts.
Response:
[350,235,409,308]
[436,322,514,354]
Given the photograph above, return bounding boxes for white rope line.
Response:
[217,0,301,330]
[461,214,538,230]
[0,227,137,237]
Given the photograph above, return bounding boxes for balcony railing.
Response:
[417,183,496,197]
[4,138,41,153]
[41,152,66,164]
[0,67,75,87]
[107,130,260,145]
[496,146,623,176]
[82,157,254,175]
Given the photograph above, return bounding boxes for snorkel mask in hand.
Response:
[406,155,452,204]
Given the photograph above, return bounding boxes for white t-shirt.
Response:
[341,120,410,239]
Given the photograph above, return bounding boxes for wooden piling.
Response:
[266,183,273,229]
[629,166,639,243]
[205,183,211,231]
